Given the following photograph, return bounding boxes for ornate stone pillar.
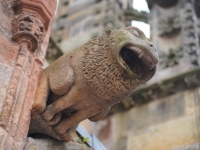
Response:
[0,0,58,149]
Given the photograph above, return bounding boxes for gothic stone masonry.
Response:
[46,0,134,63]
[30,26,158,142]
[0,0,57,149]
[91,0,200,149]
[150,0,200,70]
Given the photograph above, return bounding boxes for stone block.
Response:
[127,116,198,150]
[92,87,200,150]
[24,137,93,150]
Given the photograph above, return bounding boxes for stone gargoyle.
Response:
[29,26,158,142]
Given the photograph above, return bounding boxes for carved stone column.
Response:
[0,0,57,149]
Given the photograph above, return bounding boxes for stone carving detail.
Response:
[179,0,200,66]
[0,0,57,149]
[0,13,46,130]
[156,1,200,69]
[159,48,183,68]
[82,36,139,100]
[158,15,180,37]
[31,26,158,142]
[12,14,46,51]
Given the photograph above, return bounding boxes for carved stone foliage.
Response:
[180,0,200,66]
[12,0,57,30]
[12,14,46,51]
[157,15,180,37]
[159,48,183,68]
[155,0,200,69]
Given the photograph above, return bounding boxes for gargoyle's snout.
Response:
[119,40,158,81]
[113,26,158,81]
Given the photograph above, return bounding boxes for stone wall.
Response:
[147,0,200,84]
[88,0,200,149]
[24,137,92,150]
[91,86,200,150]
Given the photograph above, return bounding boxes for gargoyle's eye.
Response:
[132,30,140,38]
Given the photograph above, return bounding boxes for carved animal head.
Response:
[105,26,158,83]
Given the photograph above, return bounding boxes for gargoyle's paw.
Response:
[60,129,74,142]
[53,124,68,135]
[31,102,46,114]
[46,112,61,126]
[61,133,73,142]
[41,108,55,122]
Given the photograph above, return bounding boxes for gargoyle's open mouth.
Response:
[119,44,156,80]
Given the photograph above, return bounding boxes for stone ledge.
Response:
[110,67,200,115]
[24,137,93,150]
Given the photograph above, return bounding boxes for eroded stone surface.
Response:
[0,0,58,149]
[92,87,200,150]
[0,62,13,113]
[24,137,92,150]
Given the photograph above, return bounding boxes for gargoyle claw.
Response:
[53,125,66,135]
[41,107,55,122]
[32,102,46,114]
[46,112,61,126]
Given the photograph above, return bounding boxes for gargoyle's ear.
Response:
[105,30,111,35]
